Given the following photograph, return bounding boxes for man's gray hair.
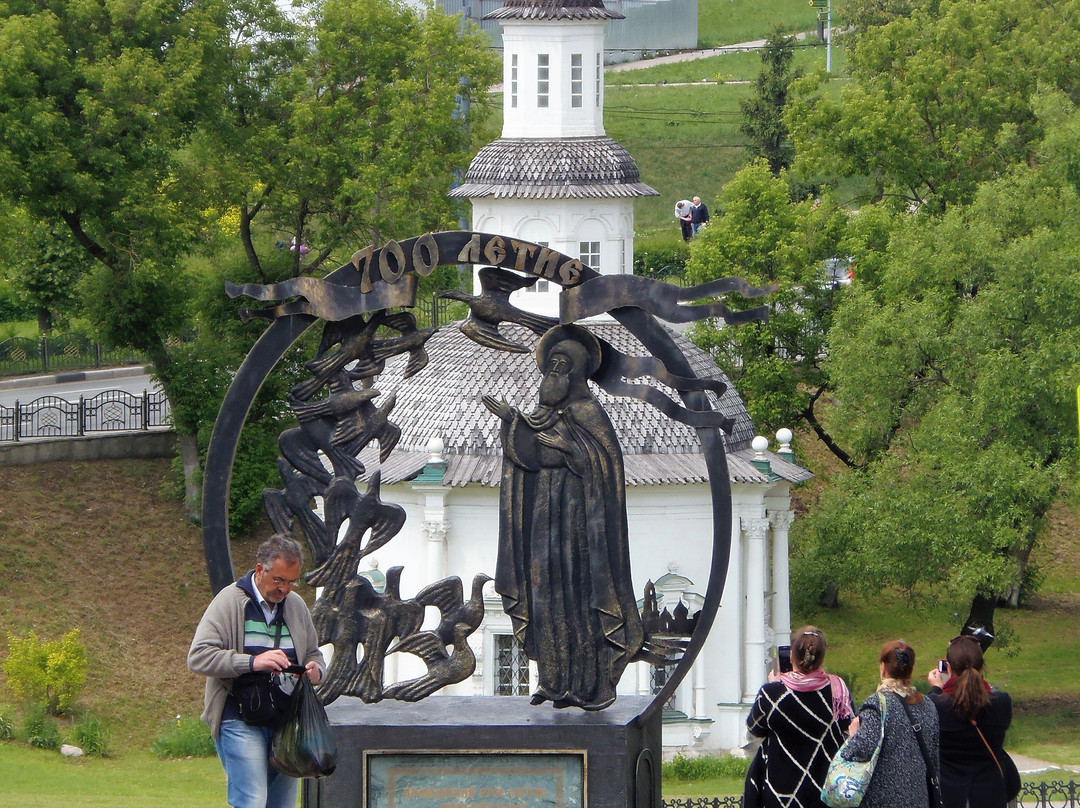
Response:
[256,534,304,570]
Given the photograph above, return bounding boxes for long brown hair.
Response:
[946,634,990,721]
[880,639,923,704]
[792,626,826,672]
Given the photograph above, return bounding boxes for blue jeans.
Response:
[215,719,297,808]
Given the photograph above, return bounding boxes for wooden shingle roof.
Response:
[448,138,659,200]
[484,0,624,21]
[353,320,811,488]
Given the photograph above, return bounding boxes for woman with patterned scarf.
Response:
[746,626,855,808]
[840,640,941,807]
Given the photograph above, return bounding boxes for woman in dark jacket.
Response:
[927,635,1016,808]
[746,626,854,808]
[841,640,940,808]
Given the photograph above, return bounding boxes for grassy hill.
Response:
[1,456,1077,765]
[0,459,272,752]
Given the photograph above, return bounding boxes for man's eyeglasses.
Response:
[269,575,303,588]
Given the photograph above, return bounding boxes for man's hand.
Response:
[252,649,291,673]
[305,661,322,684]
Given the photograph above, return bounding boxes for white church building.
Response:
[340,0,808,755]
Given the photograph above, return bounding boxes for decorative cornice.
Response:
[448,137,659,200]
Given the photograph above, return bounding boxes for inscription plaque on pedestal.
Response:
[369,752,584,808]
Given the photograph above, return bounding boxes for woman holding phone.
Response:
[745,626,854,808]
[927,635,1017,808]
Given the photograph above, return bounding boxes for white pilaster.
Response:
[743,517,769,701]
[769,510,794,644]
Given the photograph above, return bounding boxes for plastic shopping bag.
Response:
[270,673,337,778]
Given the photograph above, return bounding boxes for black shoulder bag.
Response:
[900,698,945,808]
[232,614,291,727]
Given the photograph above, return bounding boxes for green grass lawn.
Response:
[0,745,224,808]
[697,0,821,47]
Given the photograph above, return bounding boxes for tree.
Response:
[0,0,497,523]
[739,28,799,175]
[0,210,88,332]
[194,0,499,280]
[787,0,1080,212]
[792,92,1080,613]
[685,161,851,441]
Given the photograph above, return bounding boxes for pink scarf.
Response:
[780,670,854,722]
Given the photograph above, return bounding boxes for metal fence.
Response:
[0,388,171,442]
[662,782,1080,808]
[0,333,144,378]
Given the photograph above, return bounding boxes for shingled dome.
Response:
[483,0,624,21]
[355,320,810,488]
[448,138,659,200]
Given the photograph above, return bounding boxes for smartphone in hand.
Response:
[778,645,793,673]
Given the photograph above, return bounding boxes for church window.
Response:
[494,634,530,695]
[650,663,678,712]
[571,54,583,108]
[511,54,518,108]
[579,241,600,272]
[537,54,549,108]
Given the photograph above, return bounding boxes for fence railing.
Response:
[0,333,144,378]
[0,389,171,442]
[662,781,1080,808]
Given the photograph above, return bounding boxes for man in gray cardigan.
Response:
[189,535,326,808]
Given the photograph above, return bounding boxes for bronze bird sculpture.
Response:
[280,376,377,484]
[305,473,406,589]
[262,458,335,565]
[383,573,493,701]
[439,267,559,353]
[292,312,386,401]
[365,312,437,379]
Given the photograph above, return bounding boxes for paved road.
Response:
[0,366,158,410]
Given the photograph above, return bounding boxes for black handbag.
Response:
[231,614,291,727]
[233,671,290,727]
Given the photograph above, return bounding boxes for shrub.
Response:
[23,703,61,750]
[2,629,88,715]
[152,714,216,758]
[0,710,13,740]
[73,711,110,757]
[664,752,750,781]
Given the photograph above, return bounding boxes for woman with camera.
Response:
[927,634,1018,808]
[745,626,854,808]
[837,640,941,807]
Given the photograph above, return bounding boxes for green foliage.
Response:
[0,709,13,740]
[152,715,216,759]
[685,160,848,433]
[697,0,819,47]
[633,233,690,278]
[22,703,61,751]
[2,629,88,716]
[664,753,750,781]
[72,711,110,757]
[788,0,1080,211]
[740,28,800,175]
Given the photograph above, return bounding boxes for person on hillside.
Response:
[745,626,855,808]
[188,535,325,808]
[675,199,693,242]
[840,640,940,808]
[927,634,1017,808]
[690,196,710,235]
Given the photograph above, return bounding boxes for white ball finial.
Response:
[752,435,769,459]
[426,436,445,464]
[776,427,793,445]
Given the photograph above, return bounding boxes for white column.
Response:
[769,510,794,644]
[422,518,448,585]
[743,517,769,702]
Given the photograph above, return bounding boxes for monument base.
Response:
[302,696,661,808]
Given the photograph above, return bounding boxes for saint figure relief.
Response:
[483,325,643,710]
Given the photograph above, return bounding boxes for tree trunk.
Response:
[37,307,52,333]
[178,431,201,522]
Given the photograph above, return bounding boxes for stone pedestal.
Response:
[302,696,661,808]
